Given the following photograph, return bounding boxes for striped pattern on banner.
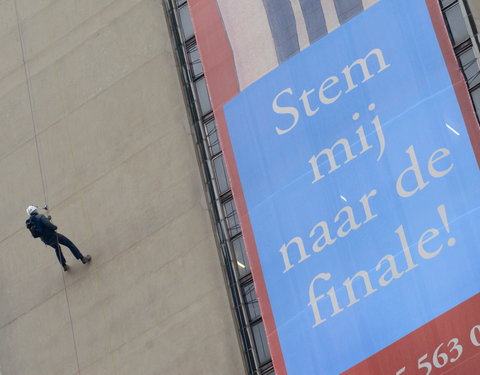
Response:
[216,0,380,90]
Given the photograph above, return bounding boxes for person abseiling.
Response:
[25,205,91,271]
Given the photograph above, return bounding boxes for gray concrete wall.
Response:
[467,0,479,29]
[0,1,245,374]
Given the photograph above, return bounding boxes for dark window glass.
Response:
[178,4,195,41]
[445,3,469,46]
[252,321,272,365]
[233,236,250,278]
[440,0,456,8]
[224,200,241,237]
[459,48,480,88]
[187,44,203,79]
[205,120,221,156]
[243,282,261,321]
[195,77,213,115]
[472,87,480,115]
[213,155,230,194]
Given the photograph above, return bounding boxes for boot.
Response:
[63,264,70,272]
[81,255,91,264]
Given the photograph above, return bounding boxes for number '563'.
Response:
[417,338,463,375]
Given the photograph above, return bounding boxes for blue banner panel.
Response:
[224,0,480,374]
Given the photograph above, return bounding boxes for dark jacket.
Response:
[27,213,58,245]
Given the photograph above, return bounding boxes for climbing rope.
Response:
[13,2,81,374]
[13,2,49,209]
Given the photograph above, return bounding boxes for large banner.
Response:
[223,0,480,373]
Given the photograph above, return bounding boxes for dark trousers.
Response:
[47,233,84,266]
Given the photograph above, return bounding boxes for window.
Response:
[205,119,221,156]
[213,155,230,194]
[187,43,204,79]
[178,4,194,41]
[459,48,480,88]
[252,321,272,365]
[243,283,261,321]
[194,77,213,115]
[224,199,241,237]
[445,3,469,46]
[442,0,480,120]
[233,236,251,278]
[441,0,456,6]
[472,88,480,113]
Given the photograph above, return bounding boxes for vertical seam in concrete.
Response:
[12,0,49,207]
[61,272,82,374]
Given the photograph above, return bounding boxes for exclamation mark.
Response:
[437,204,456,246]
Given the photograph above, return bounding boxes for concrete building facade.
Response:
[0,1,244,374]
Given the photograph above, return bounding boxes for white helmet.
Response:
[26,205,38,215]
